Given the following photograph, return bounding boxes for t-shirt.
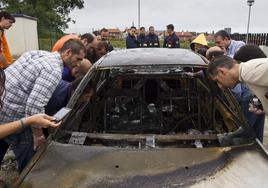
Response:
[0,33,13,68]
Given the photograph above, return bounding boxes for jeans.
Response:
[241,100,265,142]
[232,83,265,142]
[1,127,35,173]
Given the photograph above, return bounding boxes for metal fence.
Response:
[230,33,268,46]
[38,28,64,51]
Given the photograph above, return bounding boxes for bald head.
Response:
[79,59,92,75]
[71,58,92,78]
[206,46,224,61]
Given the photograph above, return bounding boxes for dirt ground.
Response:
[1,118,268,187]
[0,150,18,188]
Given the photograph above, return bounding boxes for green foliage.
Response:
[38,29,65,51]
[208,42,215,47]
[0,0,84,37]
[39,38,54,51]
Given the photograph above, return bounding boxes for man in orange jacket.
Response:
[0,11,15,69]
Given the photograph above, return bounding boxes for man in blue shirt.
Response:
[214,30,245,58]
[137,27,147,48]
[146,26,160,48]
[214,30,249,138]
[126,26,139,49]
[163,24,180,48]
[45,78,95,116]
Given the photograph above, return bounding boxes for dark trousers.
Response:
[0,139,9,164]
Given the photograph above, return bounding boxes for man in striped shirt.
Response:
[0,39,85,172]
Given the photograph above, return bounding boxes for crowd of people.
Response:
[0,9,268,176]
[199,30,266,143]
[0,11,109,174]
[125,24,268,143]
[125,24,180,49]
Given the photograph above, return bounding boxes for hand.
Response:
[31,128,46,151]
[185,72,195,77]
[33,132,46,151]
[25,114,60,151]
[248,103,265,115]
[25,114,61,128]
[220,47,227,55]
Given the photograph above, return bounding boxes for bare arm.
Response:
[0,114,59,139]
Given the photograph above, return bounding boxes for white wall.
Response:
[5,16,39,56]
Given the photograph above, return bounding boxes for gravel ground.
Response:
[0,150,18,188]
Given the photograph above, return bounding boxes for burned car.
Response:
[16,48,268,188]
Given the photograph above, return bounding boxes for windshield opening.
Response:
[54,67,254,148]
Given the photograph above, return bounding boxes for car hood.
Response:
[18,141,268,188]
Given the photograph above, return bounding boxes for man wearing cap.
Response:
[190,34,208,52]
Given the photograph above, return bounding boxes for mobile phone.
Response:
[53,107,72,122]
[250,96,263,110]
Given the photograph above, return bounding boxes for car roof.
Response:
[95,48,207,68]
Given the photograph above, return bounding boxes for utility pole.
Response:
[138,0,140,29]
[246,0,255,44]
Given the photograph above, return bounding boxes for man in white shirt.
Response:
[208,55,268,115]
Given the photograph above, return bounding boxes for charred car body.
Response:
[16,48,268,188]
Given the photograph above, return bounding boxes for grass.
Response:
[38,37,201,51]
[109,38,126,49]
[109,38,192,49]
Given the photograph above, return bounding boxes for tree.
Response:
[0,0,84,37]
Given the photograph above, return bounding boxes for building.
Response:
[5,14,39,56]
[206,34,215,43]
[107,28,122,39]
[176,32,193,42]
[224,28,232,34]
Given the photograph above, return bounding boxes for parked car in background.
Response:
[16,48,268,188]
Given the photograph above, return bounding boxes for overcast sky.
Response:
[65,0,268,34]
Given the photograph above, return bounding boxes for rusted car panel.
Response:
[96,48,207,68]
[14,48,268,187]
[20,142,268,188]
